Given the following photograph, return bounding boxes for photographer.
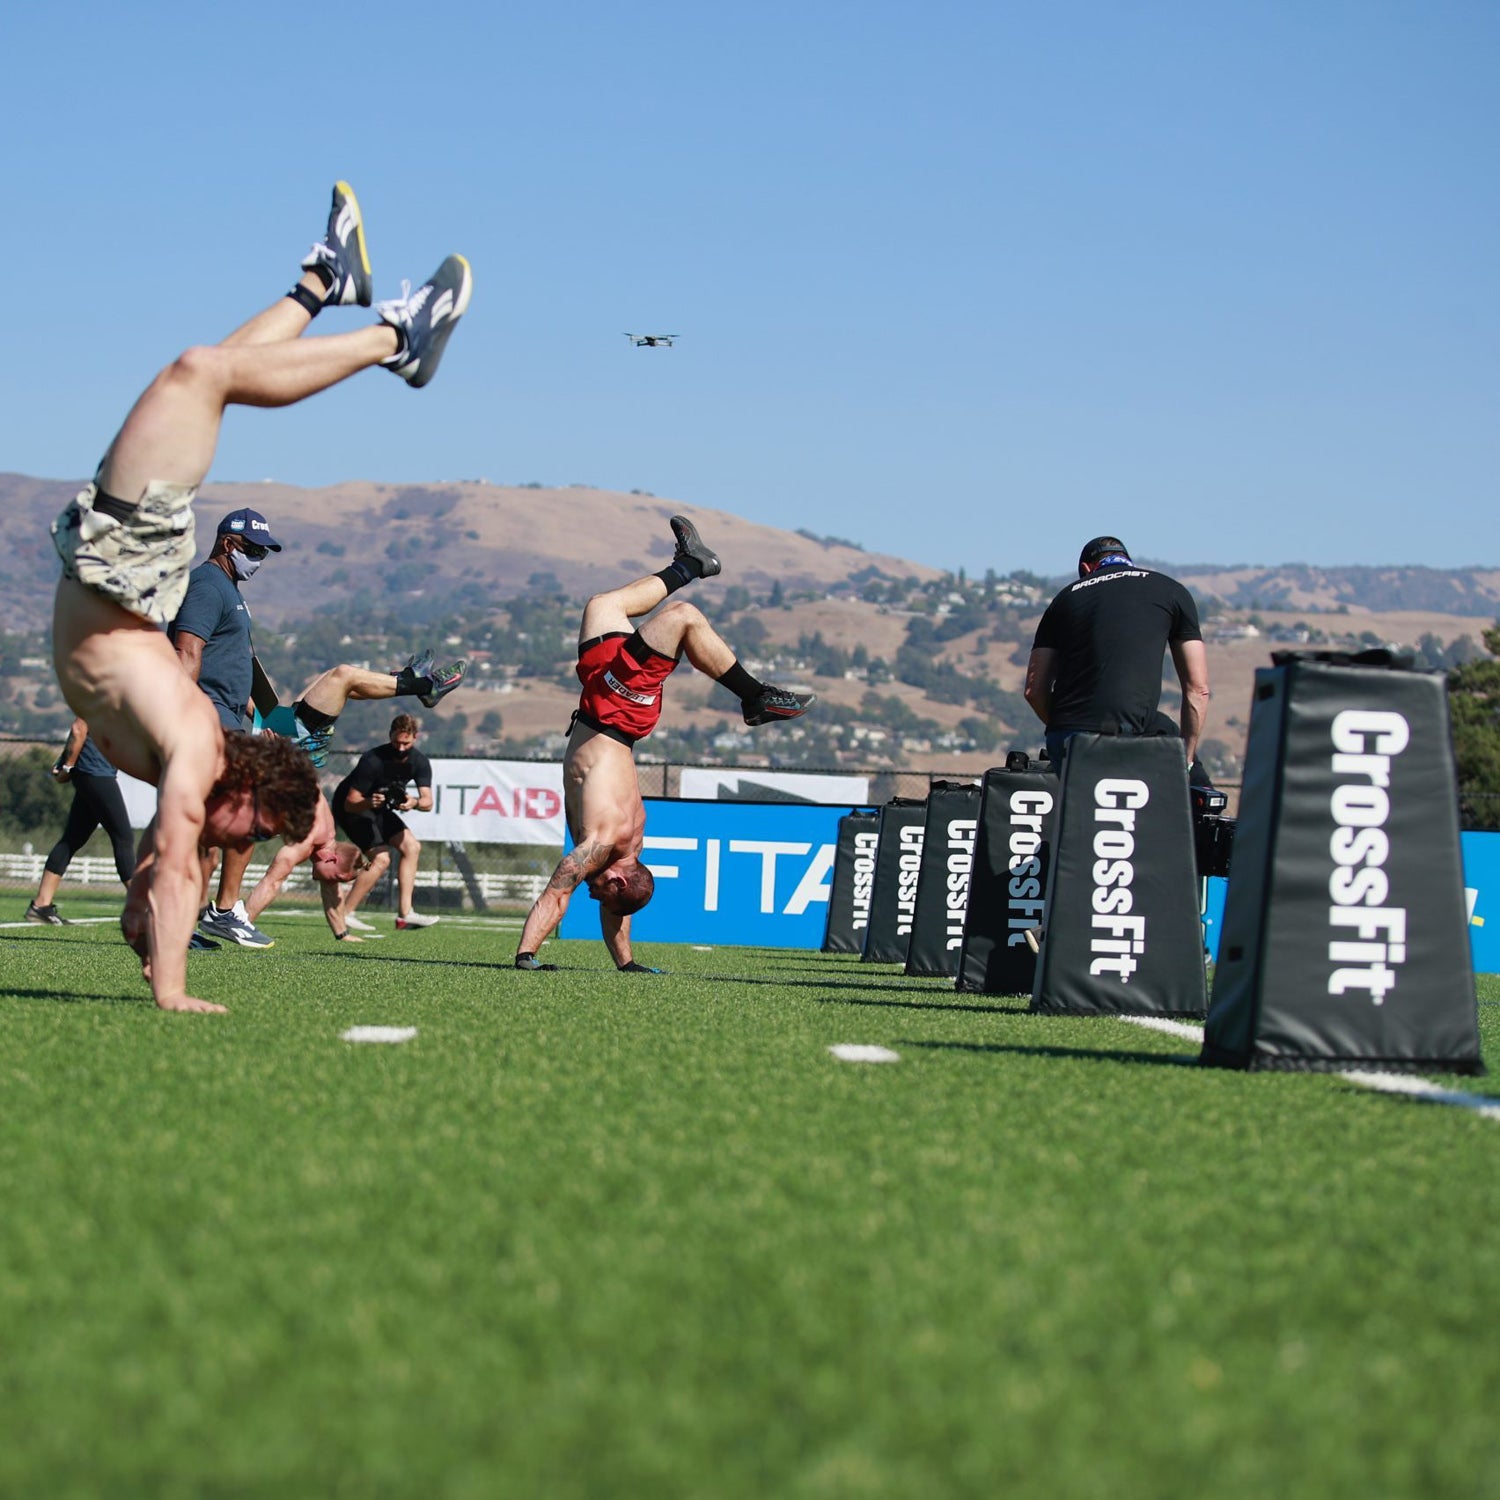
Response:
[331,714,440,929]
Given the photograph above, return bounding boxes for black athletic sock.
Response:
[394,665,428,697]
[653,558,700,596]
[286,282,324,318]
[715,659,763,703]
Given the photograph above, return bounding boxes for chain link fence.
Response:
[12,730,1500,915]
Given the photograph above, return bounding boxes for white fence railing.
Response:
[0,853,546,904]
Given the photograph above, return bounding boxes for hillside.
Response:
[3,472,1497,778]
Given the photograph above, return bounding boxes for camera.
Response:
[1189,783,1235,879]
[378,781,411,811]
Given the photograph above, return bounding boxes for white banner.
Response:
[399,759,565,845]
[115,758,567,846]
[678,768,870,806]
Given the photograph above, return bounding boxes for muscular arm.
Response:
[245,799,339,932]
[600,908,632,968]
[53,718,89,779]
[125,777,225,1014]
[516,838,613,956]
[1024,647,1059,726]
[173,632,207,683]
[1171,638,1211,767]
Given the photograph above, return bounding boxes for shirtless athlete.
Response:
[50,183,471,1010]
[514,517,814,972]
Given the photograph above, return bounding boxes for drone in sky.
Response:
[623,333,679,348]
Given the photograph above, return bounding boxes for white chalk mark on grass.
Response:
[1118,1015,1205,1043]
[829,1043,900,1064]
[341,1026,418,1044]
[1339,1070,1500,1120]
[1118,1015,1500,1123]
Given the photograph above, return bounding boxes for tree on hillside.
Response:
[1448,623,1500,830]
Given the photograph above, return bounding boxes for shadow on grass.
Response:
[695,972,1031,1015]
[3,987,144,1006]
[902,1037,1200,1068]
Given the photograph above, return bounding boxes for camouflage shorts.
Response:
[51,478,199,626]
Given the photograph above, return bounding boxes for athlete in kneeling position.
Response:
[514,517,815,973]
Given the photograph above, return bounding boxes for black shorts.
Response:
[333,798,407,854]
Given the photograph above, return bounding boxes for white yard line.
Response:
[1117,1015,1500,1123]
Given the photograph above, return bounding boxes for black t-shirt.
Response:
[1031,566,1203,735]
[334,743,434,808]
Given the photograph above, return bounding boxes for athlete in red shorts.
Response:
[515,516,815,973]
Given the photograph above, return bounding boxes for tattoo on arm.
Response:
[547,841,608,893]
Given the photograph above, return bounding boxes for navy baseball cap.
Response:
[1078,535,1130,576]
[216,508,283,551]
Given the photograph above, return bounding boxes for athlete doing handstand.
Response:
[514,517,814,972]
[50,182,471,1010]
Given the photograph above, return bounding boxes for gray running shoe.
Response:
[24,902,67,925]
[669,515,722,579]
[198,901,275,950]
[742,686,816,727]
[378,254,473,388]
[301,181,373,307]
[419,658,468,708]
[188,932,222,951]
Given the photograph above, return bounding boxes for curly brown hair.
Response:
[214,731,319,842]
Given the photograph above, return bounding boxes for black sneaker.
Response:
[378,254,473,388]
[419,658,468,708]
[187,932,221,951]
[669,515,721,579]
[24,902,67,925]
[301,181,373,307]
[742,686,816,727]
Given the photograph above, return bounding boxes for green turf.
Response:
[2,902,1497,1498]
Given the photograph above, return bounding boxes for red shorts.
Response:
[575,632,679,744]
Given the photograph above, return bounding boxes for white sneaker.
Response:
[395,911,440,929]
[344,912,378,932]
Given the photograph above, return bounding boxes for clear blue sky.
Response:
[3,1,1494,574]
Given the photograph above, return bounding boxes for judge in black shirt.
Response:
[1025,535,1210,770]
[332,713,441,929]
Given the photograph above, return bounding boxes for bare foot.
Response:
[156,995,229,1014]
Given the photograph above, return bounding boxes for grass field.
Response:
[2,900,1497,1499]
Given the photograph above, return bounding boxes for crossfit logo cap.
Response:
[216,507,283,551]
[1078,535,1130,577]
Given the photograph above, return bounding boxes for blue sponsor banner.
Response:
[1202,830,1500,971]
[559,798,857,948]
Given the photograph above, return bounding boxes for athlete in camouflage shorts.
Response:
[50,183,473,1012]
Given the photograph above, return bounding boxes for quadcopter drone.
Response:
[623,333,679,348]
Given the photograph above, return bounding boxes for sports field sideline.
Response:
[2,901,1496,1498]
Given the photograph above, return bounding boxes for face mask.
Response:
[229,550,264,581]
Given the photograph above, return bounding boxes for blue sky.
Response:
[3,1,1494,574]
